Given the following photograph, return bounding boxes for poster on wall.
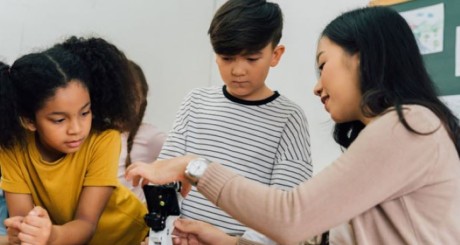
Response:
[456,26,460,77]
[399,3,444,55]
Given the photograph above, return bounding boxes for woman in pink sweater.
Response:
[126,6,460,245]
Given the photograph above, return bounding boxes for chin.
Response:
[330,114,344,123]
[63,148,81,154]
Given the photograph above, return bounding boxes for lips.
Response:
[65,138,83,148]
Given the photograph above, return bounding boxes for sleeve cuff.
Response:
[197,163,238,205]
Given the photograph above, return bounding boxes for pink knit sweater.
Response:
[198,105,460,244]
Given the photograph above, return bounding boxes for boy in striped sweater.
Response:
[159,0,312,244]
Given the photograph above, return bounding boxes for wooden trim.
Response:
[369,0,412,6]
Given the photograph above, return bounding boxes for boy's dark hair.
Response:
[0,36,137,150]
[322,7,459,155]
[208,0,283,55]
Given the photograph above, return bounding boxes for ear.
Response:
[20,117,37,131]
[270,45,285,67]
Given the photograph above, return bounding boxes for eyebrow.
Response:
[48,102,91,116]
[316,51,324,63]
[245,51,262,55]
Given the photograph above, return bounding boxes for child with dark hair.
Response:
[0,36,148,244]
[158,0,312,244]
[127,6,460,245]
[117,61,166,202]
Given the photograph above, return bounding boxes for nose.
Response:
[313,79,323,97]
[231,60,246,77]
[67,118,82,135]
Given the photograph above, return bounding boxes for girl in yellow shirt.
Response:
[0,37,148,245]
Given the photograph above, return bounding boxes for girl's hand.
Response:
[125,155,196,197]
[18,206,52,245]
[172,219,238,245]
[4,216,24,245]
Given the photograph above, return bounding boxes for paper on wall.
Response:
[400,3,444,55]
[456,26,460,77]
[440,95,460,120]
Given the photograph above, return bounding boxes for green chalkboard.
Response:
[391,0,460,96]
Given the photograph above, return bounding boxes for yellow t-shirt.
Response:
[0,130,148,244]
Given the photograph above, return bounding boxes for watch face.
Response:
[188,158,210,177]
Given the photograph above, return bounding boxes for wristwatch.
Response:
[185,157,212,186]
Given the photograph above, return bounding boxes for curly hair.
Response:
[0,36,138,150]
[54,36,138,132]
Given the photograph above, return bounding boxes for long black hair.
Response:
[125,61,149,168]
[0,36,137,150]
[321,6,459,154]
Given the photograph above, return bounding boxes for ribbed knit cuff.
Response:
[197,163,238,205]
[237,237,263,245]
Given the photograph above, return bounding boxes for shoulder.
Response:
[273,94,308,120]
[275,94,304,111]
[85,130,121,149]
[374,105,441,132]
[0,132,33,160]
[358,105,443,146]
[181,86,225,108]
[136,123,167,141]
[91,129,120,140]
[187,86,222,98]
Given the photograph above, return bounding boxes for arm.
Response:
[12,186,113,245]
[199,109,439,244]
[270,109,312,188]
[172,219,239,245]
[46,186,113,244]
[127,108,440,244]
[4,192,34,245]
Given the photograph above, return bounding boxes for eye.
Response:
[81,110,91,117]
[52,118,65,124]
[247,57,259,62]
[317,62,325,75]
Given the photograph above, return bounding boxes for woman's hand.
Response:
[18,206,52,245]
[125,155,197,197]
[172,219,238,245]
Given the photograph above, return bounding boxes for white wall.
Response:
[0,0,368,173]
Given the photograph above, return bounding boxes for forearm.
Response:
[48,220,95,245]
[198,163,358,244]
[241,229,276,245]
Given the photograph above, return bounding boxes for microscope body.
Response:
[143,183,182,245]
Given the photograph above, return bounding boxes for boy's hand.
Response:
[4,216,24,245]
[18,206,52,245]
[172,219,238,245]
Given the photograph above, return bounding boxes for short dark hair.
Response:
[208,0,283,55]
[322,6,459,155]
